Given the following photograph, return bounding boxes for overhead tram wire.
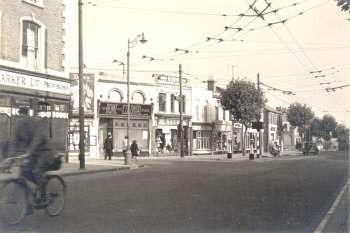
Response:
[134,0,335,65]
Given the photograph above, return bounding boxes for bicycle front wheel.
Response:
[0,180,28,225]
[44,175,66,217]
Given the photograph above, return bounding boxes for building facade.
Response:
[0,0,70,156]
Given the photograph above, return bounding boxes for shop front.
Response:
[98,102,152,157]
[192,123,212,154]
[213,121,233,154]
[155,114,191,155]
[0,67,70,158]
[232,123,242,152]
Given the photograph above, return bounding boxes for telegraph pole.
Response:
[257,73,262,157]
[78,0,85,169]
[179,64,184,158]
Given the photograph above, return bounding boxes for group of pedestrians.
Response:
[103,134,140,160]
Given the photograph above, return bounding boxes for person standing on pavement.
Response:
[122,136,128,159]
[103,132,113,160]
[130,140,140,159]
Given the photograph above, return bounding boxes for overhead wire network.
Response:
[81,0,347,93]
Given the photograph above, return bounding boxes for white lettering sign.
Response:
[0,70,70,95]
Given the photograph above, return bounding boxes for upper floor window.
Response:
[108,90,122,102]
[132,92,145,104]
[22,21,41,70]
[159,93,166,112]
[170,94,175,113]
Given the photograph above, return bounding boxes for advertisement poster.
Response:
[70,73,95,114]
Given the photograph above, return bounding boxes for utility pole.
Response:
[257,73,262,157]
[179,64,184,158]
[78,0,85,169]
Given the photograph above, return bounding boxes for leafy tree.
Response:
[310,117,322,139]
[335,0,350,13]
[334,124,349,150]
[220,80,266,155]
[286,103,314,142]
[321,114,337,141]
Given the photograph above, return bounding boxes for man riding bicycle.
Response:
[13,107,57,214]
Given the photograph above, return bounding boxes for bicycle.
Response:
[0,154,66,225]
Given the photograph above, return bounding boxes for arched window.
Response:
[132,91,146,104]
[108,89,123,102]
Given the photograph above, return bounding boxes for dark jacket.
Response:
[104,137,113,151]
[130,142,139,156]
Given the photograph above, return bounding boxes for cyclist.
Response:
[14,107,56,214]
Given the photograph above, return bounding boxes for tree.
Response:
[287,103,315,143]
[310,117,322,139]
[335,0,350,13]
[321,114,337,141]
[220,80,266,155]
[334,124,349,150]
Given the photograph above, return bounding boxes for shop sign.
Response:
[154,73,189,89]
[0,70,70,95]
[270,126,276,131]
[99,102,152,117]
[233,123,242,128]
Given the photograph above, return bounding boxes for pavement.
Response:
[0,150,303,182]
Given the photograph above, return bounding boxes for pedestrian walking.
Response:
[103,132,113,160]
[122,136,128,159]
[130,140,140,159]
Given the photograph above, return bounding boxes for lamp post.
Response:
[125,33,147,165]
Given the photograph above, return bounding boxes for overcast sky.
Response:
[67,0,350,126]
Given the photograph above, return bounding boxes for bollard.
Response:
[227,152,232,159]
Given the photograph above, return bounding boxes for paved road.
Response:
[0,151,348,233]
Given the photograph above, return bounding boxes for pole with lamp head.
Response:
[125,33,147,165]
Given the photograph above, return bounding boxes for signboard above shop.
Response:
[99,102,152,117]
[153,73,190,89]
[0,70,70,95]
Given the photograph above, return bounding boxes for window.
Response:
[170,94,175,113]
[159,93,166,112]
[215,107,219,120]
[22,20,41,70]
[108,90,122,102]
[223,109,226,120]
[133,92,145,104]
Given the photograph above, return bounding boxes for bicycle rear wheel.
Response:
[44,175,66,217]
[0,180,28,225]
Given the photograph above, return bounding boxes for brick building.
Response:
[0,0,71,156]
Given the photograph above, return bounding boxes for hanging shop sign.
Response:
[99,102,152,117]
[0,70,70,95]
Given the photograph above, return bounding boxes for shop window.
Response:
[159,93,166,112]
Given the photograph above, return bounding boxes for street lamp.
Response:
[125,33,147,165]
[113,59,125,75]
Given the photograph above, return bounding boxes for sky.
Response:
[67,0,350,127]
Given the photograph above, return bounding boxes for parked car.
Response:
[302,142,319,155]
